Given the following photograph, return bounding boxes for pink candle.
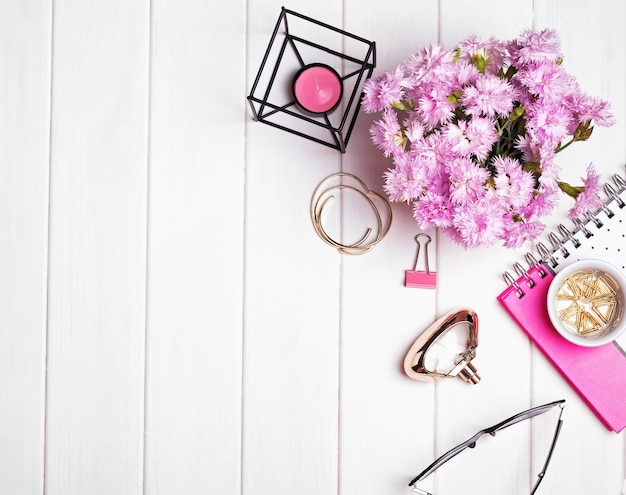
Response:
[292,63,343,114]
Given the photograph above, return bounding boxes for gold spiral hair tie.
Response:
[310,173,392,255]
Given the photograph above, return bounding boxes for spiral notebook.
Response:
[497,170,626,433]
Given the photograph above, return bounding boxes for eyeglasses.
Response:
[408,399,567,495]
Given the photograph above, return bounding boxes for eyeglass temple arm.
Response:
[410,487,433,495]
[530,404,566,495]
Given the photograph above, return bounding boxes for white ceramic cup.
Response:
[547,259,626,347]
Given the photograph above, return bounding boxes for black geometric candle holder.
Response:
[247,7,376,153]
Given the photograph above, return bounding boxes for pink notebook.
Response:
[498,264,626,432]
[497,171,626,433]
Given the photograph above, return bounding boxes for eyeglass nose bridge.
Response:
[403,308,480,384]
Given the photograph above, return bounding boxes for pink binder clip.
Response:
[405,233,437,289]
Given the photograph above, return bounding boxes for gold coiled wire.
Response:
[310,173,392,255]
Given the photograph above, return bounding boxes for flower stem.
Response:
[555,138,574,153]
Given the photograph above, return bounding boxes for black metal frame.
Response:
[408,399,567,495]
[247,7,376,153]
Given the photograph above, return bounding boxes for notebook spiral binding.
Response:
[502,171,626,299]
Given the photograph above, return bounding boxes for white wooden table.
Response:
[1,1,625,494]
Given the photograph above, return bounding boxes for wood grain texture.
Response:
[0,1,51,493]
[243,3,343,494]
[435,3,537,493]
[45,1,149,493]
[340,2,439,494]
[0,0,624,494]
[144,1,246,494]
[530,2,626,494]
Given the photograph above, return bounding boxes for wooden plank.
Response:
[531,1,626,493]
[435,2,537,494]
[0,1,51,493]
[44,1,149,493]
[143,1,246,493]
[339,2,439,494]
[4,1,623,494]
[243,2,344,494]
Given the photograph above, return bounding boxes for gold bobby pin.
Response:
[556,270,618,336]
[310,173,392,255]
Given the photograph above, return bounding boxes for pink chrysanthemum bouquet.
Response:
[362,29,615,249]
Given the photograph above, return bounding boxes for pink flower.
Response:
[568,164,604,217]
[411,131,457,171]
[382,153,427,202]
[413,191,454,229]
[514,133,540,163]
[445,117,499,161]
[403,114,426,143]
[467,117,499,159]
[370,108,402,157]
[537,171,560,195]
[451,62,480,87]
[417,83,456,126]
[362,66,406,113]
[447,157,489,205]
[442,120,472,155]
[403,44,456,87]
[520,189,559,218]
[492,156,535,208]
[462,74,517,118]
[515,63,577,101]
[508,28,562,66]
[457,34,507,74]
[526,102,572,146]
[502,217,546,248]
[367,28,614,249]
[452,199,506,248]
[567,94,616,128]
